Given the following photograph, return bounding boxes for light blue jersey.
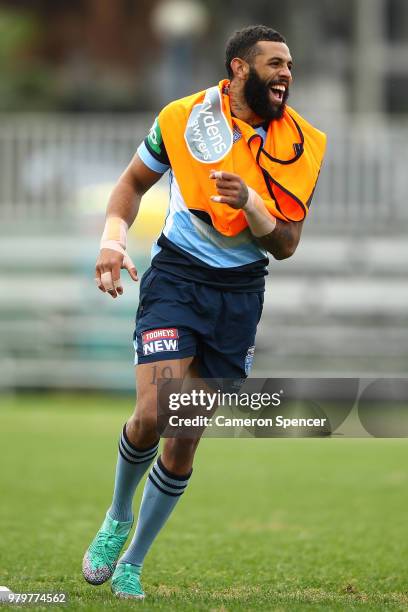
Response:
[136,117,269,291]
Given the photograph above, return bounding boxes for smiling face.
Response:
[242,41,293,121]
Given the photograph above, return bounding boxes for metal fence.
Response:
[0,112,407,389]
[0,112,407,233]
[0,113,151,224]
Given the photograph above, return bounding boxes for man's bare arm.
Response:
[96,154,163,298]
[105,153,162,224]
[253,218,304,260]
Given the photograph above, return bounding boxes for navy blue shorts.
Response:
[133,267,264,380]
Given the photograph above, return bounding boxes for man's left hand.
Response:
[209,170,249,209]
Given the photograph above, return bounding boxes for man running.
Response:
[83,24,326,600]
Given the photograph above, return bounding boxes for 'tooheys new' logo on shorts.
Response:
[142,328,179,355]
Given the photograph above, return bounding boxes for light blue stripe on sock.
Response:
[149,471,185,497]
[153,461,190,488]
[119,439,158,464]
[120,434,158,459]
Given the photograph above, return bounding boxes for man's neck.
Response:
[228,79,264,127]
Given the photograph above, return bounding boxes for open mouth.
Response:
[269,84,286,105]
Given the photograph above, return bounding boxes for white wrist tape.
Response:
[99,217,136,290]
[100,216,128,249]
[243,187,277,237]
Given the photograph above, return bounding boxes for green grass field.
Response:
[1,393,408,611]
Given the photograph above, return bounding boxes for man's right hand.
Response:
[95,248,138,299]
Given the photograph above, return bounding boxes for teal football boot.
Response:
[82,513,133,585]
[111,562,145,600]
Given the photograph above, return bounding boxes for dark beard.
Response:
[244,67,289,122]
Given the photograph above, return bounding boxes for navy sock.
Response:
[108,425,159,523]
[120,456,192,566]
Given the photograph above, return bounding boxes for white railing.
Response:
[0,112,407,232]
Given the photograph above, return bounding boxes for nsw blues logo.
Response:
[245,346,255,375]
[232,123,242,143]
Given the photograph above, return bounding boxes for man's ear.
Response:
[230,57,249,80]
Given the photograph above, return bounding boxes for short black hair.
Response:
[225,25,286,79]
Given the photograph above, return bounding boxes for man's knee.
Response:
[128,411,157,438]
[162,438,200,474]
[127,389,160,441]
